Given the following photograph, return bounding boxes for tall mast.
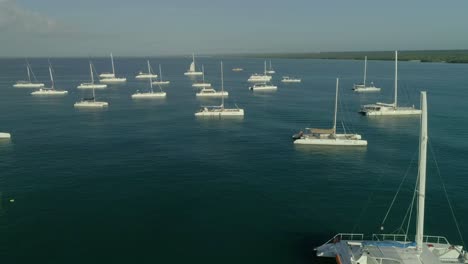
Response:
[27,62,31,82]
[416,91,428,250]
[269,60,272,70]
[202,65,205,83]
[89,62,94,84]
[92,85,96,102]
[264,60,267,75]
[147,60,151,74]
[333,78,339,135]
[221,61,224,108]
[49,65,54,90]
[394,51,398,107]
[192,53,195,70]
[363,56,367,86]
[149,76,153,93]
[111,53,115,75]
[159,64,163,81]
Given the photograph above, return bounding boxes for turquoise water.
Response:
[0,57,467,263]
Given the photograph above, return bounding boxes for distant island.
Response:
[233,50,468,63]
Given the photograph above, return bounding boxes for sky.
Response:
[1,0,468,57]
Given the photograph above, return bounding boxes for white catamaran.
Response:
[152,64,170,85]
[192,65,211,88]
[13,61,45,88]
[353,56,381,92]
[99,53,127,83]
[315,91,468,264]
[184,53,203,76]
[293,78,367,146]
[135,60,158,80]
[31,65,68,96]
[195,62,244,117]
[74,83,108,108]
[77,62,107,89]
[132,75,166,99]
[360,51,421,116]
[247,60,272,82]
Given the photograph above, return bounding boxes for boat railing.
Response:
[423,235,450,245]
[372,234,410,242]
[322,233,365,245]
[371,257,402,264]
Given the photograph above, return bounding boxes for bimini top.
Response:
[362,241,417,248]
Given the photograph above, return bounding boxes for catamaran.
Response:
[74,84,108,108]
[192,65,211,88]
[132,76,166,99]
[13,61,45,88]
[281,76,301,83]
[353,56,381,92]
[315,91,468,264]
[135,60,158,80]
[360,51,421,116]
[77,62,107,89]
[31,65,68,96]
[265,60,275,74]
[184,53,203,76]
[249,83,278,91]
[292,78,367,146]
[152,64,170,85]
[247,61,272,82]
[195,62,244,117]
[99,53,127,83]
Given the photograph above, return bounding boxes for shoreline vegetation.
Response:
[230,50,468,63]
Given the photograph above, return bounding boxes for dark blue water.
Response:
[0,57,467,263]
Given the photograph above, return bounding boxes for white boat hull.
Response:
[294,137,367,146]
[135,74,158,80]
[192,83,211,88]
[249,85,277,91]
[195,109,244,117]
[266,70,275,74]
[31,89,68,95]
[152,81,170,85]
[196,92,229,97]
[353,86,381,92]
[361,108,422,116]
[77,83,108,89]
[100,78,127,84]
[13,83,45,88]
[99,73,115,78]
[131,92,166,98]
[0,132,11,139]
[184,72,203,76]
[74,101,108,108]
[281,79,301,83]
[247,77,272,82]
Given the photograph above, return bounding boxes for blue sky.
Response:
[1,0,467,57]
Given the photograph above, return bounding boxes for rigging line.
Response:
[380,150,418,228]
[404,182,418,240]
[429,141,466,248]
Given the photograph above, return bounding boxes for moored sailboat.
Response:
[13,61,45,88]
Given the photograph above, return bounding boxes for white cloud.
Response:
[0,0,61,34]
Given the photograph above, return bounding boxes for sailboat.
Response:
[152,64,170,85]
[135,60,158,80]
[13,61,45,88]
[77,62,107,89]
[195,62,244,117]
[31,65,68,96]
[247,60,272,82]
[315,91,468,264]
[184,53,203,76]
[132,63,166,98]
[360,51,421,116]
[292,78,367,146]
[353,56,381,92]
[265,60,275,74]
[74,83,108,108]
[249,82,277,91]
[196,67,228,97]
[99,53,127,83]
[192,65,211,88]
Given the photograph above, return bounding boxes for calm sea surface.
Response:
[0,57,467,263]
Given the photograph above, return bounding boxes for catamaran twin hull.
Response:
[195,109,244,117]
[131,92,166,98]
[294,137,368,146]
[13,83,45,88]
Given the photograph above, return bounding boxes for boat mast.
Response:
[89,62,94,84]
[394,51,398,107]
[221,61,224,109]
[147,60,151,75]
[363,56,367,87]
[111,53,115,75]
[416,91,428,250]
[264,60,267,75]
[92,85,96,102]
[333,78,339,135]
[159,64,163,81]
[269,60,272,70]
[192,53,195,71]
[202,65,205,83]
[49,66,54,90]
[27,63,31,82]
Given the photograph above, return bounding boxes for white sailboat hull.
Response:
[131,92,166,98]
[100,77,127,84]
[361,106,422,116]
[353,85,381,92]
[249,85,277,91]
[0,132,11,139]
[135,74,158,80]
[281,79,301,83]
[195,108,244,117]
[184,71,203,76]
[247,76,272,82]
[13,82,45,88]
[77,83,108,89]
[31,89,68,96]
[99,73,115,78]
[192,83,211,88]
[196,91,228,97]
[294,137,367,146]
[152,81,170,85]
[74,101,108,108]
